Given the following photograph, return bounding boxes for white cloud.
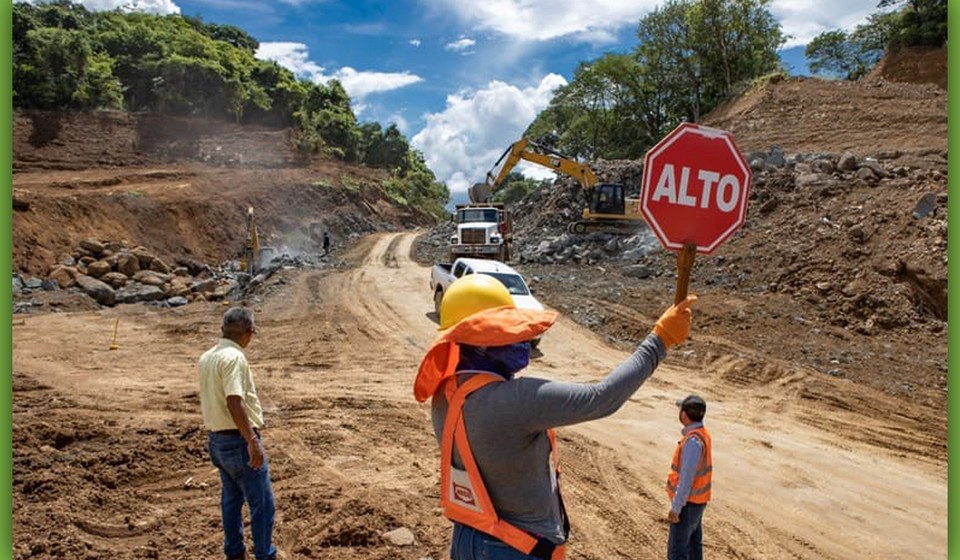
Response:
[256,42,326,80]
[22,0,180,14]
[429,0,886,47]
[425,0,659,42]
[411,74,567,197]
[771,0,890,47]
[256,42,423,109]
[445,37,477,52]
[409,39,422,47]
[333,67,424,99]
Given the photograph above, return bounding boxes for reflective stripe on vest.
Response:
[665,427,712,504]
[440,374,567,560]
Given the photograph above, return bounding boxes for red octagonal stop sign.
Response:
[641,123,752,255]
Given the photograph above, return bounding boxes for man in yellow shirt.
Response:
[199,306,276,560]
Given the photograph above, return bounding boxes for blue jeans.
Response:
[208,432,277,560]
[450,523,547,560]
[667,502,706,560]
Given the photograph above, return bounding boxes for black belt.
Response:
[212,428,261,437]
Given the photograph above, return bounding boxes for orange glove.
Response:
[653,295,698,349]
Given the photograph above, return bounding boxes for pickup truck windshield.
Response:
[486,273,529,296]
[459,209,499,223]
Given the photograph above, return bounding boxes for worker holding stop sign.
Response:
[640,122,751,560]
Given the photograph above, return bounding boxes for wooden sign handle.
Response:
[674,243,697,305]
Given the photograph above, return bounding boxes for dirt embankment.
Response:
[13,112,434,277]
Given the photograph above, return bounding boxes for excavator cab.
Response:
[589,183,626,216]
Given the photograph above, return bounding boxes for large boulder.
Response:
[101,271,130,289]
[86,260,112,278]
[116,253,140,277]
[116,284,164,304]
[163,277,193,298]
[130,246,157,268]
[48,265,78,289]
[75,274,116,306]
[132,270,167,286]
[78,238,105,256]
[150,258,172,274]
[192,278,217,294]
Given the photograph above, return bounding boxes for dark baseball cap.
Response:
[676,394,707,421]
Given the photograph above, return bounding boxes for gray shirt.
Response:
[431,333,666,544]
[670,422,704,514]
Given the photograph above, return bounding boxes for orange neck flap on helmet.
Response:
[414,306,558,402]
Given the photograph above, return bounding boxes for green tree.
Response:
[9,1,450,214]
[805,30,865,78]
[383,149,450,218]
[492,172,541,205]
[358,122,410,169]
[806,10,902,80]
[526,53,652,160]
[529,0,783,160]
[636,0,784,122]
[892,0,947,46]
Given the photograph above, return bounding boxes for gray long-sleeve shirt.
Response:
[431,333,666,544]
[670,422,704,514]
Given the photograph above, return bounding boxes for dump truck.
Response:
[448,202,512,262]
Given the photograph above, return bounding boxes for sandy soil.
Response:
[11,47,948,558]
[12,232,946,559]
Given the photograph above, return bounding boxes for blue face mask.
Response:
[457,342,531,380]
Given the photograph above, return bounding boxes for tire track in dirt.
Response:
[11,231,947,559]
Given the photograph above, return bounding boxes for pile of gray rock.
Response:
[503,147,940,266]
[13,238,291,310]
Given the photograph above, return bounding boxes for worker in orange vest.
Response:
[415,274,697,559]
[666,394,712,560]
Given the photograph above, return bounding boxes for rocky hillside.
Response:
[12,111,437,311]
[415,51,948,410]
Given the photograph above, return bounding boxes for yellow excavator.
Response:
[468,138,644,233]
[240,206,260,274]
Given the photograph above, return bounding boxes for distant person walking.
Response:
[666,394,712,560]
[199,307,277,560]
[323,231,331,255]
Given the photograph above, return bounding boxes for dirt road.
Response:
[12,232,946,559]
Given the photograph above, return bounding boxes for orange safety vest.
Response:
[440,373,567,560]
[666,426,712,504]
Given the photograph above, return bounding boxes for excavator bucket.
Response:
[468,182,493,203]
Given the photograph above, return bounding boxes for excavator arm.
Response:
[469,138,599,203]
[470,137,644,234]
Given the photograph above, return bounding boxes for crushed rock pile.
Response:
[418,144,946,334]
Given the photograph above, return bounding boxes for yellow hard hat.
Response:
[439,274,515,330]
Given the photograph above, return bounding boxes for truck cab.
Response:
[449,202,512,262]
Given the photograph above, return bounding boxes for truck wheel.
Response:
[568,222,587,234]
[434,289,444,315]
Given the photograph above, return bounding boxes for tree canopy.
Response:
[526,0,785,162]
[806,0,945,80]
[13,0,449,218]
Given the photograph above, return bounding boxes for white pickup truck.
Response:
[430,257,545,345]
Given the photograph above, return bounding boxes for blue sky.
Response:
[32,0,886,201]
